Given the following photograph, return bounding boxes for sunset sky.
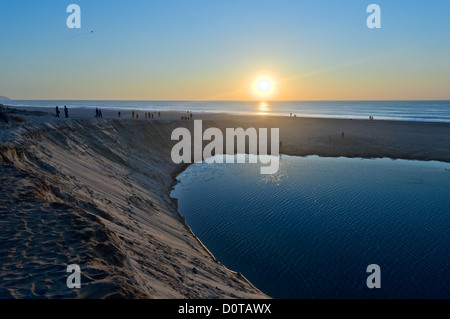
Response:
[1,0,450,100]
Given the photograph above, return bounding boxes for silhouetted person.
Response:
[136,113,139,119]
[55,106,60,118]
[152,113,154,118]
[132,110,135,118]
[342,131,344,140]
[118,111,121,118]
[64,106,69,118]
[158,112,160,117]
[95,108,99,117]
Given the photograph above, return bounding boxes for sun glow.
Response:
[258,79,271,92]
[252,76,276,99]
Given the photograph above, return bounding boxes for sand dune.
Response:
[1,107,450,298]
[0,110,266,298]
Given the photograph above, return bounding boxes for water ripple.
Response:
[171,155,450,298]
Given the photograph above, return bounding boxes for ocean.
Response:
[4,100,450,122]
[171,155,450,298]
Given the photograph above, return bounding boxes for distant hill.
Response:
[0,96,10,101]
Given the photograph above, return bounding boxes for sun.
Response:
[258,79,271,92]
[252,76,276,99]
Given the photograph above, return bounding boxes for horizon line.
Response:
[3,99,450,102]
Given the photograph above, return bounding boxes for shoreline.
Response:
[168,175,266,297]
[1,106,450,298]
[6,105,450,164]
[168,162,266,296]
[4,104,450,124]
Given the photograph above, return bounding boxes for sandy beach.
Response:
[1,105,450,299]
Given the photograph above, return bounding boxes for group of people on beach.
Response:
[181,111,193,120]
[52,107,199,120]
[131,110,161,119]
[55,106,69,118]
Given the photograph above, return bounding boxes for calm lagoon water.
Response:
[171,155,450,298]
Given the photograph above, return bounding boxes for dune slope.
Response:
[0,116,266,299]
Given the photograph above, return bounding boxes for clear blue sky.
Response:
[1,0,449,100]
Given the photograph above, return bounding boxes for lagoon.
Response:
[171,155,450,298]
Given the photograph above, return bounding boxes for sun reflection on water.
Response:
[258,102,270,115]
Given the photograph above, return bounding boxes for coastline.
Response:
[5,105,450,163]
[1,106,450,298]
[4,101,450,123]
